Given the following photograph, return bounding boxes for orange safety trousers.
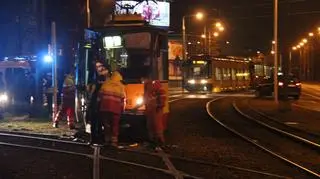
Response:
[145,97,165,144]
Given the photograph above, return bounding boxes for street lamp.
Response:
[215,22,222,28]
[218,26,225,32]
[292,46,297,50]
[196,12,204,20]
[302,38,308,43]
[309,32,314,37]
[182,12,204,60]
[213,32,219,37]
[201,34,206,38]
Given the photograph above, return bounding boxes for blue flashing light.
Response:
[44,55,53,63]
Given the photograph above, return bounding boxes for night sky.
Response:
[170,0,320,55]
[0,0,319,57]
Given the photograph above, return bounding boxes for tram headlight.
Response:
[136,96,144,105]
[200,79,208,84]
[188,79,196,84]
[0,93,8,102]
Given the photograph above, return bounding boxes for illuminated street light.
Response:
[215,22,222,28]
[196,12,204,20]
[182,11,205,60]
[302,38,308,43]
[218,26,225,32]
[257,51,261,54]
[272,41,276,44]
[297,45,301,48]
[309,32,314,37]
[188,42,192,45]
[299,42,304,46]
[197,41,201,44]
[213,32,219,37]
[292,46,297,50]
[271,50,275,54]
[201,34,206,38]
[226,41,230,44]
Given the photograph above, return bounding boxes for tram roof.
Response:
[188,55,249,63]
[86,24,168,36]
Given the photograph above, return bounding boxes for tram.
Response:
[75,14,169,136]
[183,55,251,93]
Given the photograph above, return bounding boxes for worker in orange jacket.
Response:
[53,73,75,129]
[144,79,166,147]
[98,71,126,147]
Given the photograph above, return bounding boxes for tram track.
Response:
[246,99,320,145]
[206,97,320,178]
[0,95,296,179]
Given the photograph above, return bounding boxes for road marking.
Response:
[157,148,183,179]
[303,93,320,100]
[292,103,320,112]
[169,94,183,98]
[284,122,299,125]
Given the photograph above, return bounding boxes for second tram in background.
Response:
[183,55,251,93]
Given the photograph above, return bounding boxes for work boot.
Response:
[52,122,59,128]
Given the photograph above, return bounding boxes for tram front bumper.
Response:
[185,84,213,92]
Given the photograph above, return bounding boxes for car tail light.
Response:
[278,82,284,86]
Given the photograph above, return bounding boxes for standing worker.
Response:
[87,60,109,145]
[53,72,75,129]
[98,71,125,147]
[144,79,165,147]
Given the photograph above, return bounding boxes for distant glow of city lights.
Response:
[44,55,53,63]
[213,32,219,37]
[292,47,297,50]
[302,38,308,43]
[201,34,206,38]
[309,32,314,37]
[215,22,222,28]
[195,12,204,20]
[318,27,320,31]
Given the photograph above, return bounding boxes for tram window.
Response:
[215,68,222,80]
[245,70,250,80]
[231,69,236,80]
[223,68,229,80]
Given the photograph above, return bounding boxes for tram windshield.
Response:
[186,60,211,79]
[103,33,152,80]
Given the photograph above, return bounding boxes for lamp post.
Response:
[273,0,279,104]
[181,12,204,93]
[182,12,204,60]
[86,0,91,28]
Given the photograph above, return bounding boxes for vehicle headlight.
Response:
[0,93,8,102]
[136,97,144,105]
[201,79,208,84]
[188,79,196,84]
